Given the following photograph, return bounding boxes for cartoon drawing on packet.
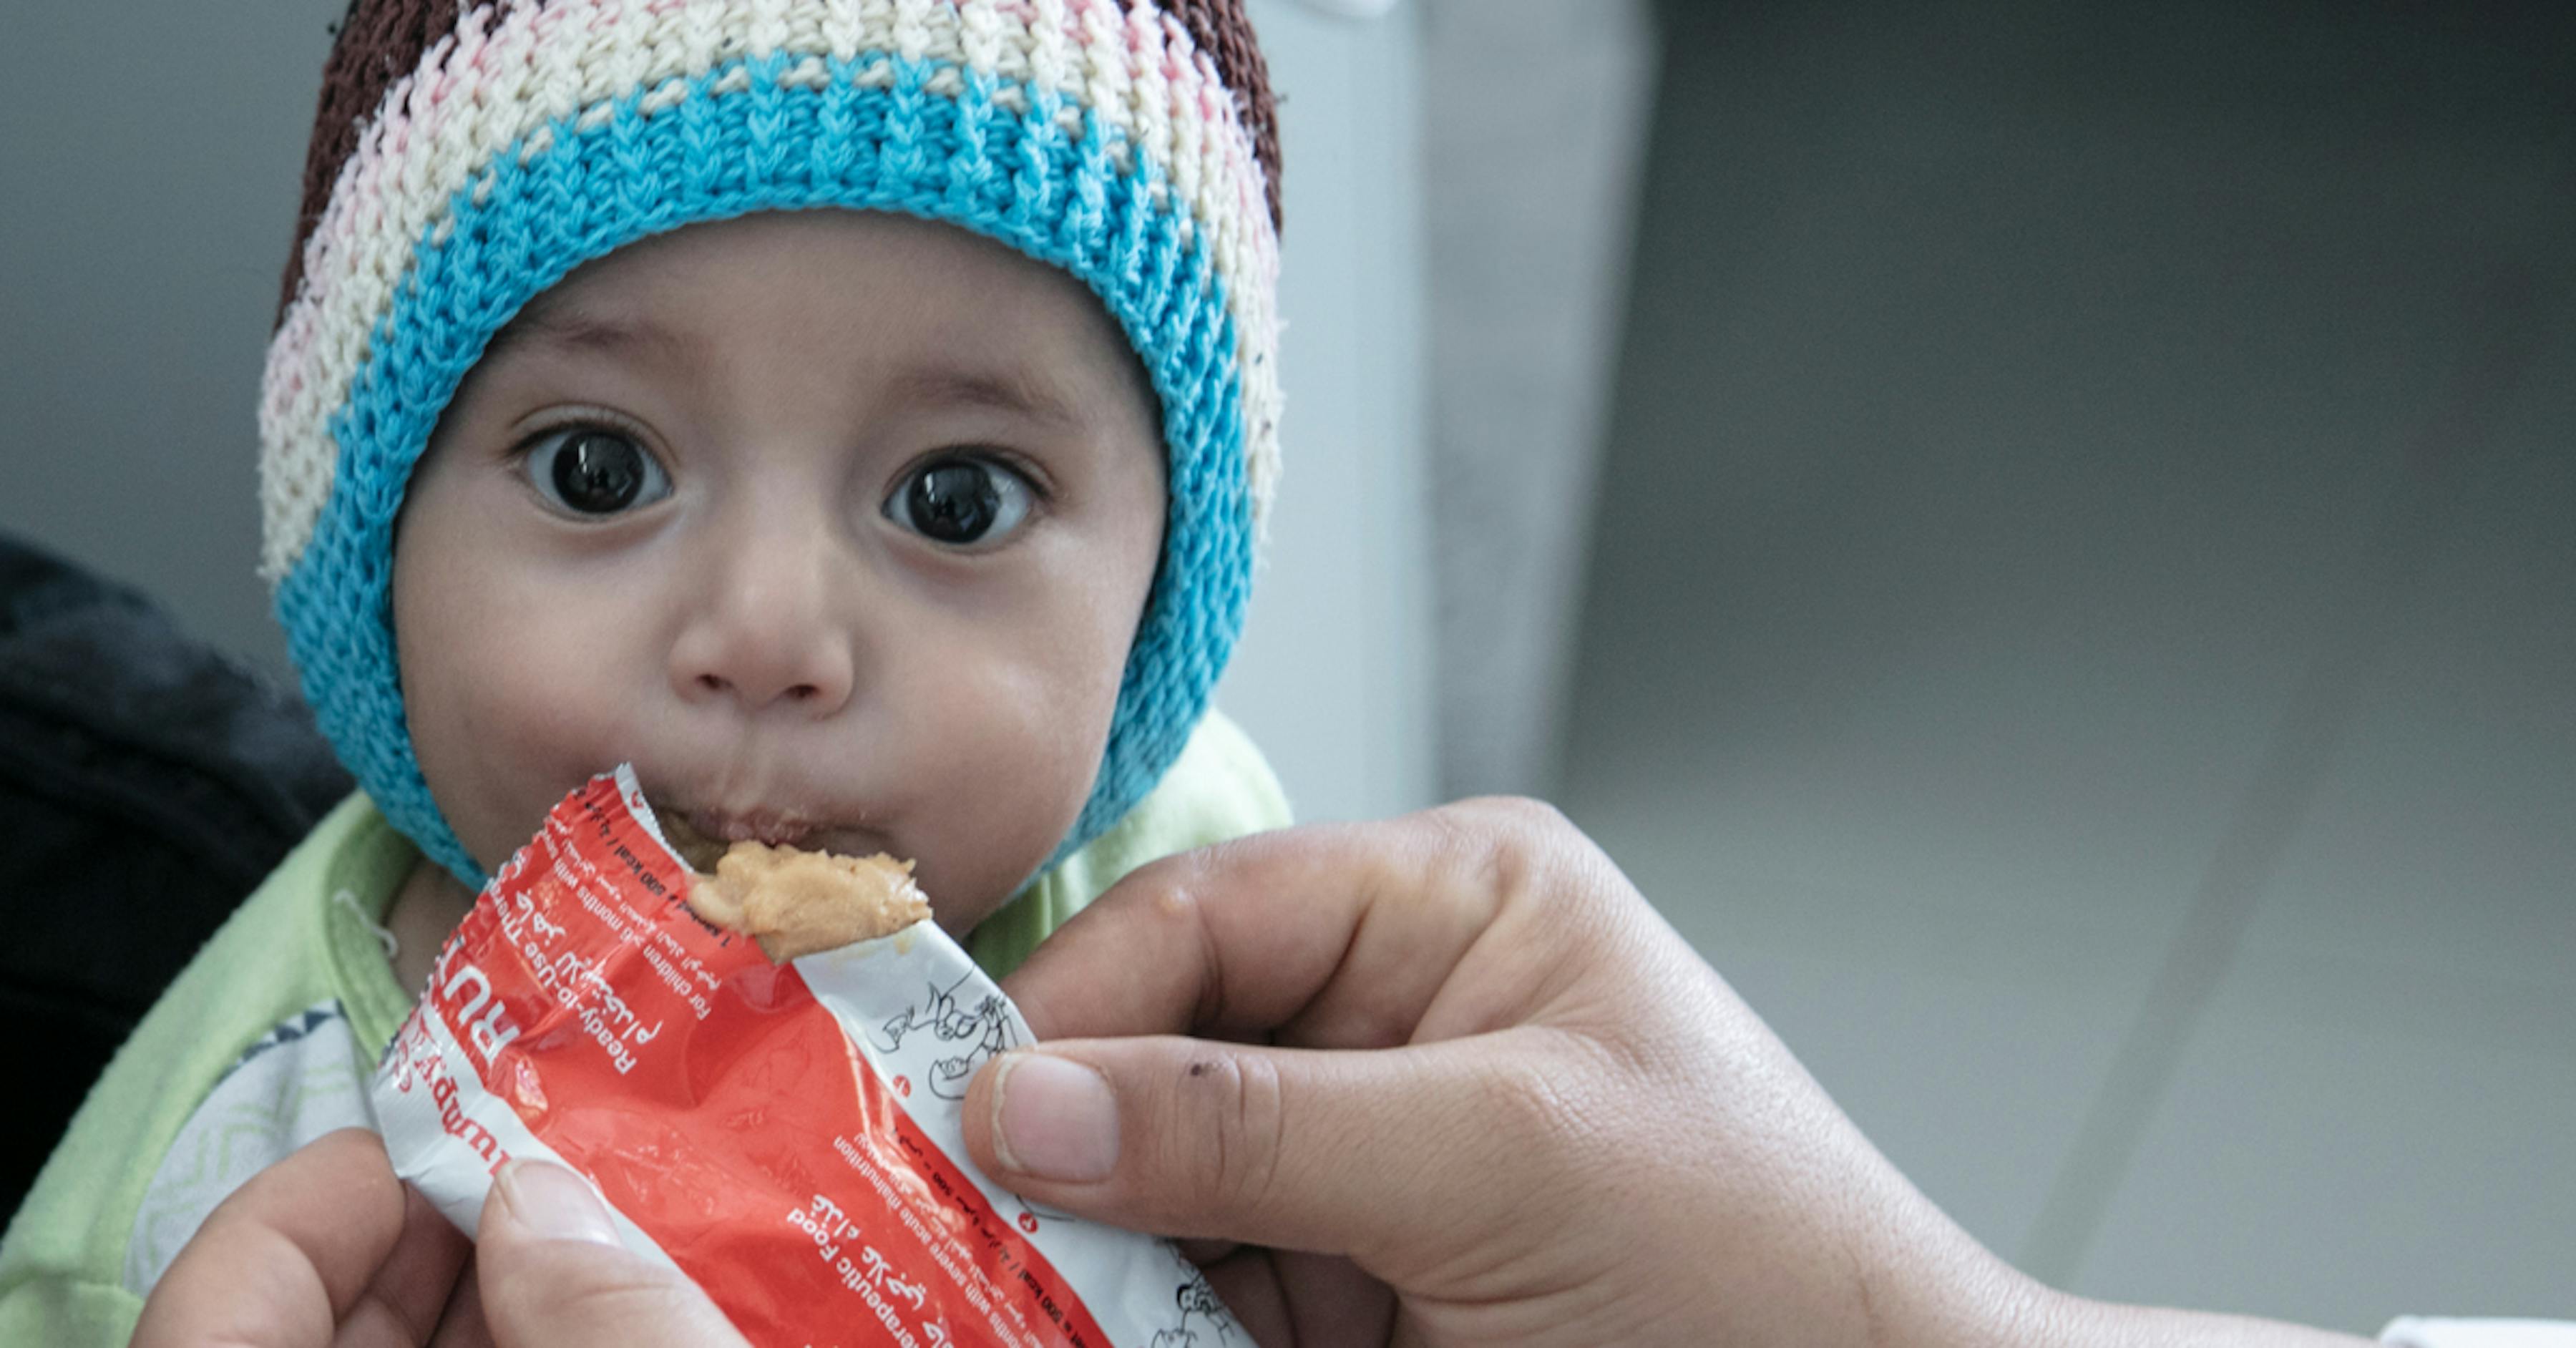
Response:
[874,969,1022,1100]
[1149,1257,1239,1348]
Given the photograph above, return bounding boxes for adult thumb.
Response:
[962,1032,1578,1269]
[474,1161,751,1348]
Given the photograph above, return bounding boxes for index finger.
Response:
[1001,798,1606,1051]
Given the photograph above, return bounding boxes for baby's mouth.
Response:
[683,809,819,849]
[661,802,888,866]
[628,772,888,866]
[655,809,819,875]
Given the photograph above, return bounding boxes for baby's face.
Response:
[392,210,1166,934]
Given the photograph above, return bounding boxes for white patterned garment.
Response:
[119,1001,376,1297]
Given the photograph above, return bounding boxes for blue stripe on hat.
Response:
[277,52,1253,887]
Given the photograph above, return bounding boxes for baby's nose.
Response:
[680,640,853,711]
[668,527,859,717]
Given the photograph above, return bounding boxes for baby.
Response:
[0,2,1290,1341]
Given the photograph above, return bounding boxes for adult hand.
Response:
[129,1128,748,1348]
[961,799,2373,1348]
[956,798,2014,1346]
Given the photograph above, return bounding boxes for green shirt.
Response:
[0,712,1286,1346]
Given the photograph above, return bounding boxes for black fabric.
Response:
[0,537,351,1221]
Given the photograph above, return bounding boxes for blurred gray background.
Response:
[3,0,2570,1333]
[1555,0,2573,1329]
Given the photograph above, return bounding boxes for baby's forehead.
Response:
[479,211,1159,426]
[514,213,1111,343]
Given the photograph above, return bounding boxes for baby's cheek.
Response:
[430,646,643,868]
[913,662,1109,914]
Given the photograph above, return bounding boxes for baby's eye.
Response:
[885,455,1036,547]
[522,426,672,517]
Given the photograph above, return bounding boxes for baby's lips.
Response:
[686,809,818,848]
[630,774,902,888]
[653,809,730,873]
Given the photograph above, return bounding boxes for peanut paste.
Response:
[663,815,931,962]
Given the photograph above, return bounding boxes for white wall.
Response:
[1211,1,1438,824]
[1420,0,1655,800]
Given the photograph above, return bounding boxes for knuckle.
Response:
[1485,1055,1586,1143]
[1429,797,1553,902]
[1437,796,1579,869]
[1126,832,1261,937]
[1116,845,1210,923]
[1437,796,1636,929]
[1477,1052,1612,1196]
[1165,1051,1289,1221]
[1445,793,1574,836]
[1120,825,1264,906]
[1107,847,1233,1022]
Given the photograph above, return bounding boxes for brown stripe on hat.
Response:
[280,0,478,321]
[1151,0,1283,230]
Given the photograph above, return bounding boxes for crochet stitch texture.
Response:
[260,0,1284,884]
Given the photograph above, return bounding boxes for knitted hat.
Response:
[260,0,1284,886]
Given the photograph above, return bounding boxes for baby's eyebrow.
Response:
[482,307,699,367]
[885,363,1087,430]
[483,307,1097,429]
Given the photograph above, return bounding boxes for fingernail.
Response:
[497,1159,623,1246]
[991,1052,1119,1183]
